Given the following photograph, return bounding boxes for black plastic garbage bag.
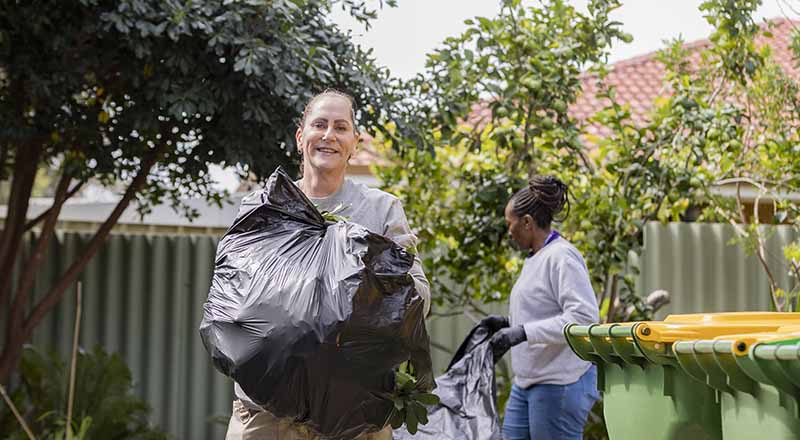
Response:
[199,167,434,439]
[393,324,503,440]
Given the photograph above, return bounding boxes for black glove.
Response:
[479,315,510,333]
[489,326,527,360]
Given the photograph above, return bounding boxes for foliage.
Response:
[0,0,395,383]
[0,0,393,205]
[374,0,686,322]
[378,0,800,314]
[0,345,167,439]
[375,124,523,306]
[377,0,800,436]
[319,202,349,223]
[377,0,633,310]
[687,0,800,310]
[385,364,439,435]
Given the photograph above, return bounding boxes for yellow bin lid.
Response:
[635,312,800,343]
[709,325,800,356]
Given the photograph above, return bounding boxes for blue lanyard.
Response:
[529,230,560,257]
[543,230,560,247]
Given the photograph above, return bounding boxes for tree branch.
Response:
[6,171,72,348]
[713,201,782,311]
[0,383,35,440]
[606,274,620,323]
[428,310,468,318]
[0,146,42,308]
[788,259,800,302]
[736,181,748,225]
[465,298,492,322]
[23,180,85,232]
[21,145,167,339]
[752,190,782,310]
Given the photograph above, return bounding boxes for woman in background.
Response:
[482,175,600,440]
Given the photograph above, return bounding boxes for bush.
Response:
[0,345,167,439]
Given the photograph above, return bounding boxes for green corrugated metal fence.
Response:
[23,232,232,440]
[639,222,798,318]
[8,221,798,439]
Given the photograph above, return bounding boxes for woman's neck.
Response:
[300,169,346,198]
[530,226,552,254]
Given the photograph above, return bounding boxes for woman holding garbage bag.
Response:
[481,176,600,440]
[224,89,431,440]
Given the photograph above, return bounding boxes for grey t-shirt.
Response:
[509,237,599,388]
[232,178,431,408]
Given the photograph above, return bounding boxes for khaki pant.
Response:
[225,400,393,440]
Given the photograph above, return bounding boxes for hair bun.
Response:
[533,175,568,215]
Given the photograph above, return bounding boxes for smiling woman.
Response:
[295,89,360,192]
[226,89,432,440]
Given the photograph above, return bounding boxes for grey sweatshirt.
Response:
[233,177,431,408]
[509,236,599,388]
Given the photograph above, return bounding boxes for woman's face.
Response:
[296,95,359,174]
[505,200,534,251]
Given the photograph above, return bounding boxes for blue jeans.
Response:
[502,366,600,440]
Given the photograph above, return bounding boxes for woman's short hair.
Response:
[510,175,570,228]
[298,88,359,135]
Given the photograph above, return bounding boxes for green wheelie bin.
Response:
[673,326,800,440]
[565,312,800,440]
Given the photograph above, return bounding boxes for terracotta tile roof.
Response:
[572,17,800,132]
[349,139,383,167]
[349,133,386,168]
[359,17,799,167]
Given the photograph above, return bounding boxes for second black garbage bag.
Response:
[393,323,503,440]
[199,167,434,439]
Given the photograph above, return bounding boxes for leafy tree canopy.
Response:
[377,0,800,319]
[0,0,395,384]
[1,0,394,192]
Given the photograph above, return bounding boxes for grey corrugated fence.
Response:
[7,221,798,439]
[22,232,231,440]
[639,222,798,318]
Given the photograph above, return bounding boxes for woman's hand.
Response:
[479,315,510,332]
[489,326,526,360]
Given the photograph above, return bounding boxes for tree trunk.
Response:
[0,342,24,388]
[3,172,72,383]
[24,180,85,232]
[605,275,620,323]
[0,145,166,386]
[0,146,42,308]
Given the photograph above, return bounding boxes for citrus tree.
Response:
[378,0,800,318]
[375,0,692,323]
[377,0,632,311]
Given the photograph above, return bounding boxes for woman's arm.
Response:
[522,251,599,345]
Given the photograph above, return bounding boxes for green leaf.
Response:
[413,392,440,406]
[396,370,416,389]
[405,403,419,434]
[389,409,404,429]
[410,401,429,425]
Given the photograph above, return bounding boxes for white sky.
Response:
[212,1,793,192]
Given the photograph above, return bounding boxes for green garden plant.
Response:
[0,345,167,439]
